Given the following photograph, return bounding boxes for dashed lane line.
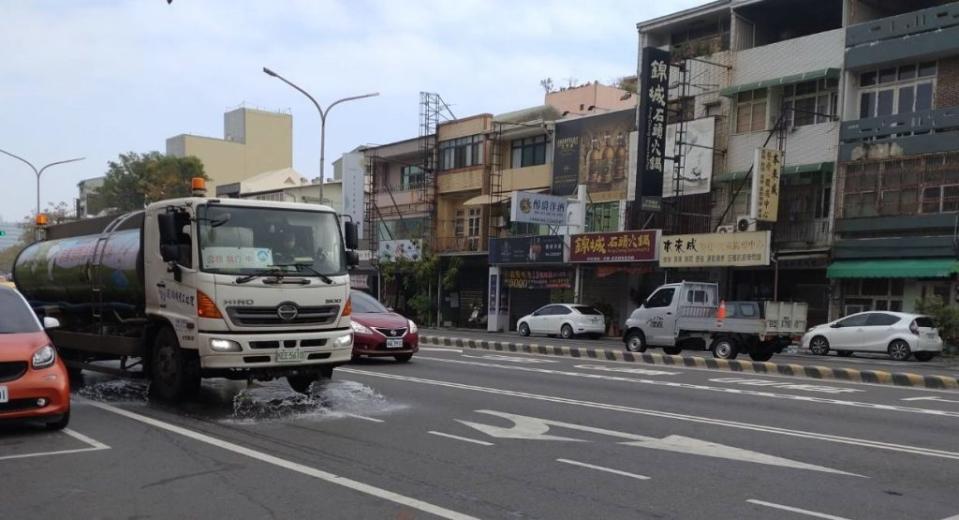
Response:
[338,368,959,462]
[343,413,384,423]
[746,499,852,520]
[414,356,959,419]
[83,399,479,520]
[556,459,650,481]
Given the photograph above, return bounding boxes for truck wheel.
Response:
[288,366,334,394]
[624,330,647,352]
[150,327,200,401]
[711,338,739,360]
[748,351,774,362]
[663,346,682,356]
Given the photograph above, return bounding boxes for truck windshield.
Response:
[196,205,345,277]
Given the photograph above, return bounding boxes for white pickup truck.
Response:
[621,281,807,361]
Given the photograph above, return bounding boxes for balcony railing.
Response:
[774,218,831,246]
[846,2,959,47]
[840,107,959,143]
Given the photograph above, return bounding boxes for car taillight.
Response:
[342,297,352,317]
[909,320,919,335]
[197,290,223,319]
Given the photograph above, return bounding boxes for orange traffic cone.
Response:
[717,300,727,321]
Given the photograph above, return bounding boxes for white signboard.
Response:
[627,131,638,201]
[377,239,422,262]
[341,150,366,239]
[510,191,568,227]
[202,247,273,269]
[663,116,715,197]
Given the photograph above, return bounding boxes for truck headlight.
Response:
[351,321,373,335]
[32,345,56,369]
[408,319,418,334]
[209,338,242,352]
[334,333,353,349]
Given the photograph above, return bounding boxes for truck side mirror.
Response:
[346,250,360,267]
[160,244,179,263]
[344,222,359,250]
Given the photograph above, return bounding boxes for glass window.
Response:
[836,314,869,327]
[586,202,620,233]
[400,166,425,190]
[898,65,917,80]
[858,62,937,119]
[860,71,877,87]
[555,306,573,315]
[898,86,914,114]
[879,68,897,84]
[0,290,41,334]
[915,317,936,328]
[351,290,389,313]
[916,83,934,111]
[511,135,547,168]
[866,313,900,326]
[467,207,482,237]
[859,92,875,119]
[574,306,602,315]
[735,89,767,133]
[877,89,894,116]
[890,300,903,312]
[919,62,937,77]
[439,135,484,171]
[645,288,676,308]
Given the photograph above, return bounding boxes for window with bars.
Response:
[921,184,959,213]
[735,89,767,134]
[858,62,936,119]
[439,135,484,170]
[586,202,620,232]
[783,79,838,127]
[511,135,547,168]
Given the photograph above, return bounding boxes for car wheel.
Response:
[287,366,333,394]
[888,340,912,361]
[45,410,70,431]
[711,338,739,360]
[394,354,413,363]
[150,327,200,401]
[624,330,647,352]
[518,323,531,337]
[914,351,936,362]
[560,324,574,339]
[809,336,830,356]
[663,346,682,355]
[836,350,853,358]
[749,351,774,362]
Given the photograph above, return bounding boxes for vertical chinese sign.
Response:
[752,147,782,222]
[634,47,671,214]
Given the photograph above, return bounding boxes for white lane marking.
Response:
[427,431,494,446]
[419,347,461,353]
[84,400,479,520]
[902,396,959,404]
[0,428,111,462]
[343,413,384,423]
[709,377,864,395]
[415,356,959,419]
[556,459,650,480]
[460,410,859,477]
[339,368,959,461]
[463,354,558,364]
[746,499,852,520]
[574,364,680,376]
[940,515,959,520]
[419,339,959,394]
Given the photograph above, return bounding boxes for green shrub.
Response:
[915,296,959,348]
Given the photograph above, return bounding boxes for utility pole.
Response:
[0,148,84,236]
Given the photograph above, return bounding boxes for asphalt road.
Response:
[423,327,959,378]
[3,347,959,519]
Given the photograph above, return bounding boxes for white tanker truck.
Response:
[14,180,360,399]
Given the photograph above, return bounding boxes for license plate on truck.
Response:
[276,349,301,363]
[0,386,7,403]
[386,338,404,349]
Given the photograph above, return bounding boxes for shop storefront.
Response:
[487,235,571,331]
[827,258,959,316]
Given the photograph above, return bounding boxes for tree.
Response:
[540,77,555,93]
[98,152,208,213]
[0,201,72,274]
[377,254,461,327]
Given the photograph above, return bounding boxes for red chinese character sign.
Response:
[634,47,672,216]
[752,147,782,222]
[569,230,660,263]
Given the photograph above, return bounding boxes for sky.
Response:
[0,0,707,222]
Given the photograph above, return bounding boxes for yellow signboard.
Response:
[753,147,782,222]
[659,231,771,268]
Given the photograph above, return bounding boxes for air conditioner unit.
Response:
[736,215,757,232]
[716,224,736,234]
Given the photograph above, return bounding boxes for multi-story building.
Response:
[166,107,293,192]
[831,0,959,315]
[76,176,106,218]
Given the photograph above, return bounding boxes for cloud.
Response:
[0,0,708,221]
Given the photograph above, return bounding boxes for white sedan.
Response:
[517,304,606,339]
[801,311,943,361]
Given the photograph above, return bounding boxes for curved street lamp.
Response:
[0,148,84,234]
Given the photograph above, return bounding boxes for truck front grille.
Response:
[227,305,339,327]
[0,361,27,383]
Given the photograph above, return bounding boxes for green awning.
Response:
[720,68,841,97]
[827,259,959,279]
[713,162,834,183]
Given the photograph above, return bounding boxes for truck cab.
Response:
[624,282,717,348]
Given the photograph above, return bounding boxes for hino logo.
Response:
[276,303,299,321]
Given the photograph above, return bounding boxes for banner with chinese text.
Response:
[489,235,565,264]
[659,231,771,268]
[510,191,568,227]
[752,147,782,222]
[503,269,573,290]
[570,230,659,263]
[635,47,671,213]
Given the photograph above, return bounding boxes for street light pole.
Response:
[263,66,378,203]
[0,148,84,232]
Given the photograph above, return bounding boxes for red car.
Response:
[0,287,70,430]
[349,290,419,362]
